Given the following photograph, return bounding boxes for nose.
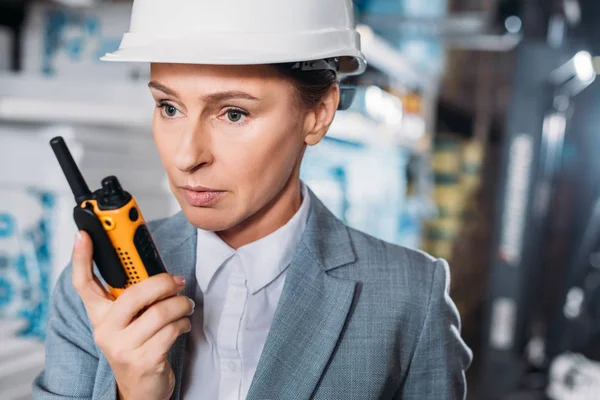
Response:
[174,120,213,172]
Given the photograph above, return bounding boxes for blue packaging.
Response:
[0,190,55,340]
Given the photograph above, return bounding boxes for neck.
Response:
[217,174,303,249]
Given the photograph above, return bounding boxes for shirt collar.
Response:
[195,183,311,294]
[195,229,235,292]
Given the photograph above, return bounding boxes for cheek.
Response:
[152,119,178,173]
[153,134,169,175]
[153,127,184,204]
[214,118,304,198]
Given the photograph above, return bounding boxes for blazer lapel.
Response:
[247,192,357,400]
[149,212,198,400]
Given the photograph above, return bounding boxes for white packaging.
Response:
[0,125,77,341]
[0,123,173,342]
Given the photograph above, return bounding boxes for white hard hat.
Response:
[101,0,367,79]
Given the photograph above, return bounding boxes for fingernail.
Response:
[188,297,195,315]
[74,231,82,246]
[173,276,185,286]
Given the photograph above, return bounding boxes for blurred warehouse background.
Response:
[2,0,600,399]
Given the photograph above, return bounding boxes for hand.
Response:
[71,231,194,400]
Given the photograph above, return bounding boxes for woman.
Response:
[33,1,472,399]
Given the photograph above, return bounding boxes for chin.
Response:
[179,204,237,232]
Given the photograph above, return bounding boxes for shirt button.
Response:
[226,361,237,372]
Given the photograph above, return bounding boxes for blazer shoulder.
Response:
[344,226,444,292]
[146,211,191,239]
[146,213,176,234]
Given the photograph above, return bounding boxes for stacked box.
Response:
[22,1,148,80]
[424,135,486,260]
[423,134,464,260]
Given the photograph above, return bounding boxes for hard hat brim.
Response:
[100,30,367,77]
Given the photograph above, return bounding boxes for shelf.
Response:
[357,24,437,93]
[329,111,425,154]
[0,73,152,128]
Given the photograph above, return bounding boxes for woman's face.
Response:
[149,63,330,232]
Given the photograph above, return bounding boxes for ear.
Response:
[304,85,340,146]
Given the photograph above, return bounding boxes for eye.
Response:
[164,104,177,117]
[226,109,245,123]
[157,102,181,118]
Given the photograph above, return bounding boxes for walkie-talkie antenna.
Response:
[50,136,92,203]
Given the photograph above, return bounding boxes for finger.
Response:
[126,295,195,348]
[71,231,114,308]
[108,273,186,329]
[140,317,192,359]
[93,274,116,301]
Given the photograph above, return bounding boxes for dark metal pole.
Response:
[478,41,563,399]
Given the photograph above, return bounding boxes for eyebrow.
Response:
[148,81,259,103]
[148,81,179,98]
[201,91,260,103]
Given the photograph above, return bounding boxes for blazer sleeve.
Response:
[396,258,473,399]
[32,264,117,400]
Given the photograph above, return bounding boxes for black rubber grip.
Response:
[133,224,167,277]
[73,205,127,288]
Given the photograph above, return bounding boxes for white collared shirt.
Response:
[182,184,311,400]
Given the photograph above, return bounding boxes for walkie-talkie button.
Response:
[102,217,116,231]
[129,207,139,222]
[133,224,167,277]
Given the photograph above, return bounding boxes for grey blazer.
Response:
[33,191,472,399]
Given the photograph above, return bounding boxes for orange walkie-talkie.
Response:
[50,136,168,298]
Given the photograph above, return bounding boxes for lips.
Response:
[181,185,226,207]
